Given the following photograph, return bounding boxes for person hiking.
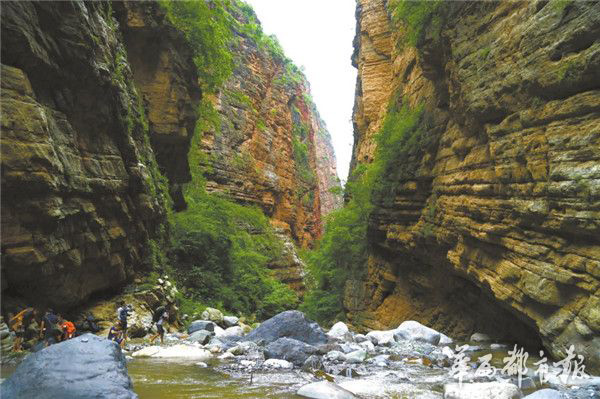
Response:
[60,317,76,341]
[39,309,61,347]
[9,307,33,352]
[116,303,131,344]
[150,309,169,345]
[107,320,124,348]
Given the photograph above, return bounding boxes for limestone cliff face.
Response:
[199,8,341,249]
[0,1,195,310]
[0,1,340,309]
[348,0,600,369]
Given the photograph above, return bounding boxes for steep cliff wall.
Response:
[0,1,188,310]
[1,0,340,311]
[348,0,600,369]
[199,6,341,249]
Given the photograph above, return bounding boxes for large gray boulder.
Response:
[244,310,327,345]
[188,330,213,345]
[0,334,137,399]
[188,320,216,334]
[394,320,441,345]
[264,337,318,366]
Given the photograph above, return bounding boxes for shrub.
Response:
[301,96,427,324]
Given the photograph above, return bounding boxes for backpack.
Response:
[152,306,166,323]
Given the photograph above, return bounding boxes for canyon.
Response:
[0,0,599,377]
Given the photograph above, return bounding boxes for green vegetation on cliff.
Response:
[391,0,443,46]
[301,97,426,324]
[160,0,233,91]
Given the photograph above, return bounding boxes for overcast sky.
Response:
[245,0,357,181]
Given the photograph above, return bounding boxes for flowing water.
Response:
[128,359,300,399]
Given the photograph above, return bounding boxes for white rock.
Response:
[442,346,455,359]
[366,330,395,346]
[195,362,208,368]
[263,358,293,369]
[240,360,255,368]
[327,322,350,340]
[359,340,375,353]
[345,349,367,364]
[444,382,521,399]
[131,346,161,358]
[325,350,347,362]
[214,325,226,337]
[394,320,441,345]
[221,326,243,338]
[439,333,454,346]
[470,333,492,342]
[152,345,212,361]
[522,389,563,399]
[297,381,358,399]
[491,343,508,350]
[339,342,362,354]
[223,316,239,327]
[219,352,234,360]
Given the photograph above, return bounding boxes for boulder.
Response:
[439,333,453,346]
[132,344,211,361]
[214,325,226,337]
[223,316,239,327]
[470,333,492,342]
[366,330,395,346]
[263,358,294,369]
[188,330,213,345]
[0,334,137,399]
[327,322,350,340]
[345,349,367,364]
[201,308,224,324]
[221,326,243,338]
[394,321,441,345]
[523,389,563,399]
[339,342,362,354]
[265,337,318,366]
[325,350,347,362]
[297,381,358,399]
[354,334,368,343]
[188,320,215,334]
[302,355,324,371]
[359,340,375,352]
[444,382,521,399]
[244,310,327,345]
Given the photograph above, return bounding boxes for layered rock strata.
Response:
[348,0,600,369]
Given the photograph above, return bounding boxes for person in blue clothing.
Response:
[116,303,132,345]
[107,320,125,348]
[39,308,62,347]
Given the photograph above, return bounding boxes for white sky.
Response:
[245,0,357,181]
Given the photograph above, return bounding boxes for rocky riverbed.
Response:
[2,310,599,399]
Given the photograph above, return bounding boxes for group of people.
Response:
[9,308,77,352]
[106,302,170,347]
[7,302,172,352]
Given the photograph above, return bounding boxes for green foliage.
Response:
[301,96,427,324]
[390,0,444,46]
[549,0,572,13]
[160,0,234,92]
[170,93,298,319]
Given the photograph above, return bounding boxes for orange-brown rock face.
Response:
[198,13,341,250]
[348,0,600,369]
[0,1,196,310]
[114,1,201,210]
